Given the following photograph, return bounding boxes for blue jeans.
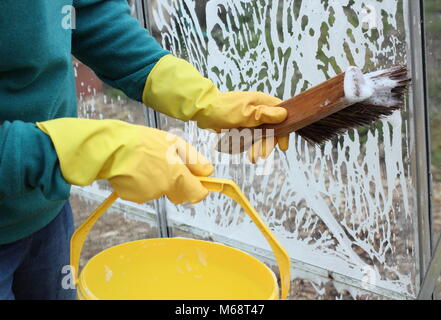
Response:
[0,201,77,300]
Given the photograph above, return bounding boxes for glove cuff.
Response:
[142,54,219,122]
[36,118,135,187]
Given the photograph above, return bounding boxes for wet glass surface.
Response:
[425,0,441,300]
[148,0,418,299]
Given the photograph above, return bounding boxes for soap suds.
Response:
[344,66,406,107]
[344,66,374,102]
[364,69,406,107]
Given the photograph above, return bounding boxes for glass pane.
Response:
[425,0,441,250]
[148,0,418,299]
[424,0,441,300]
[71,1,159,266]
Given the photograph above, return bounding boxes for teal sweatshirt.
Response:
[0,0,169,244]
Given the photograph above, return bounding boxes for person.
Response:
[0,0,289,300]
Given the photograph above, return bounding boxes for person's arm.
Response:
[0,119,213,204]
[0,121,70,200]
[72,0,169,101]
[72,0,289,161]
[36,118,213,204]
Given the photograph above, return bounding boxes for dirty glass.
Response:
[425,0,441,300]
[71,0,159,264]
[147,0,418,299]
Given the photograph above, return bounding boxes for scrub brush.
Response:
[217,66,411,154]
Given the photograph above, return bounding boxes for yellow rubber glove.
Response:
[142,54,289,162]
[36,118,213,204]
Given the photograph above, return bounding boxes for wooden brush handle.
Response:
[217,72,351,154]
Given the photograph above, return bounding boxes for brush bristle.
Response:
[297,66,411,144]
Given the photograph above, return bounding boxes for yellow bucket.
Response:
[71,177,290,300]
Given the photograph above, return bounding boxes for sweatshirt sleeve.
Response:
[72,0,170,102]
[0,121,70,201]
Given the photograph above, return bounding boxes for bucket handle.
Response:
[70,177,291,300]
